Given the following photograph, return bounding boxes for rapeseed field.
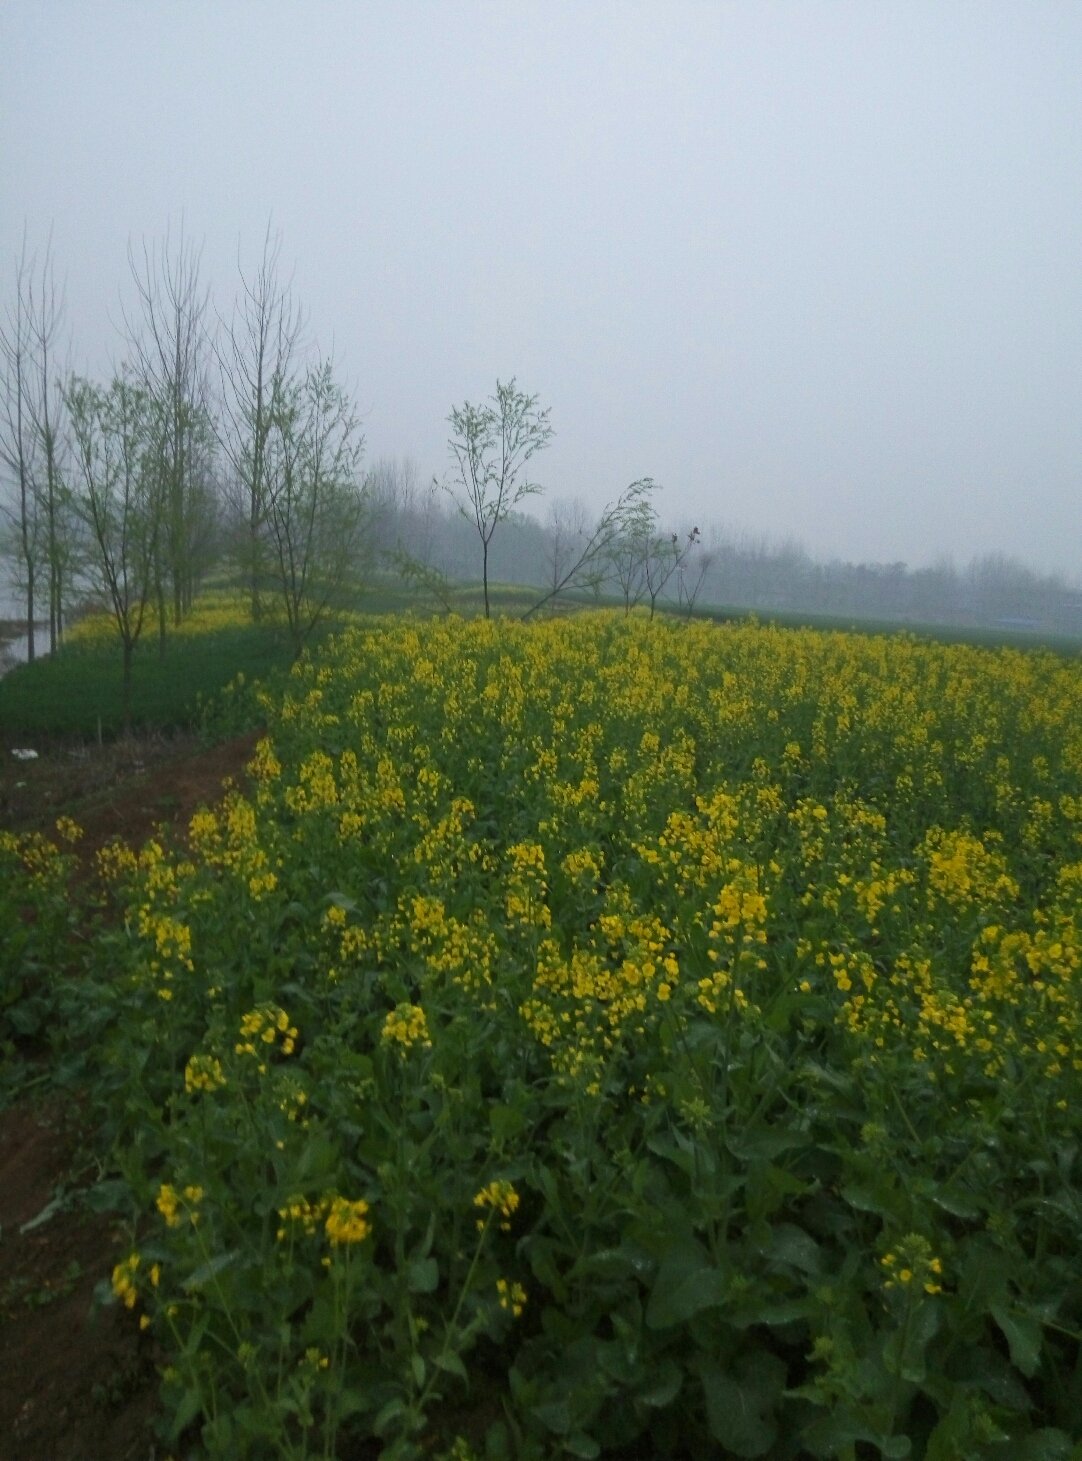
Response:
[5,612,1081,1458]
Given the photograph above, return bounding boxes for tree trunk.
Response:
[122,637,133,732]
[157,580,167,658]
[25,562,36,663]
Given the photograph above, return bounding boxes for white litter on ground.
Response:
[11,748,39,760]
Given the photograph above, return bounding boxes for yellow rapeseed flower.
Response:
[474,1180,520,1231]
[324,1196,372,1246]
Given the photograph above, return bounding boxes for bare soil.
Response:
[0,729,261,1460]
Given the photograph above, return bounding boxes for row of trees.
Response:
[4,223,1079,703]
[0,226,374,709]
[1,223,710,709]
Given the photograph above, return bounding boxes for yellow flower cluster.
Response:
[496,1278,527,1317]
[276,1193,372,1246]
[505,840,552,930]
[1,828,74,892]
[111,1251,141,1309]
[277,1193,330,1240]
[880,1234,944,1295]
[247,735,282,785]
[184,1053,226,1094]
[188,792,278,901]
[380,1002,432,1053]
[157,1183,205,1228]
[54,815,84,844]
[235,1005,298,1069]
[922,827,1019,913]
[324,1196,372,1246]
[474,1180,520,1232]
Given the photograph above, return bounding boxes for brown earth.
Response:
[0,730,261,1460]
[0,728,261,851]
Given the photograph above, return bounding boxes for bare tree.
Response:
[0,233,42,659]
[23,234,73,651]
[376,459,461,612]
[263,357,367,656]
[523,479,659,619]
[66,373,163,724]
[674,526,710,618]
[641,526,698,618]
[124,222,216,639]
[217,223,305,619]
[366,455,422,556]
[442,378,553,618]
[607,480,660,614]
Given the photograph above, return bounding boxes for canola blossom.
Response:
[25,610,1082,1458]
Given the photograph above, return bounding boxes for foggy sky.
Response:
[3,1,1081,581]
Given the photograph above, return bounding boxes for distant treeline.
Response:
[364,458,1082,635]
[3,226,1079,657]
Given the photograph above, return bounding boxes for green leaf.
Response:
[840,1178,903,1219]
[801,1411,888,1457]
[166,1384,205,1442]
[84,1178,132,1215]
[697,1352,786,1458]
[1013,1429,1075,1461]
[991,1301,1042,1378]
[407,1256,439,1293]
[883,1299,940,1382]
[489,1102,526,1142]
[634,1359,683,1408]
[949,1342,1031,1411]
[739,1297,817,1329]
[645,1129,701,1178]
[527,1237,567,1300]
[433,1350,469,1383]
[334,1386,375,1420]
[570,1244,650,1286]
[373,1397,408,1436]
[566,1431,601,1459]
[645,1237,726,1329]
[183,1249,240,1291]
[929,1186,981,1220]
[530,1396,572,1435]
[880,1437,913,1459]
[411,1353,426,1388]
[765,1222,822,1274]
[727,1127,804,1161]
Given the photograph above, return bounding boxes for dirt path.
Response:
[0,730,262,1459]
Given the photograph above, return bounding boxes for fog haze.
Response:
[3,0,1081,580]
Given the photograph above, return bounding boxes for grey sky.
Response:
[3,0,1081,579]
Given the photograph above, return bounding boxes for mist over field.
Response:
[2,1,1081,639]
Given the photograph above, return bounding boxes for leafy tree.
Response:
[262,358,366,656]
[443,378,552,617]
[384,545,456,615]
[66,372,163,723]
